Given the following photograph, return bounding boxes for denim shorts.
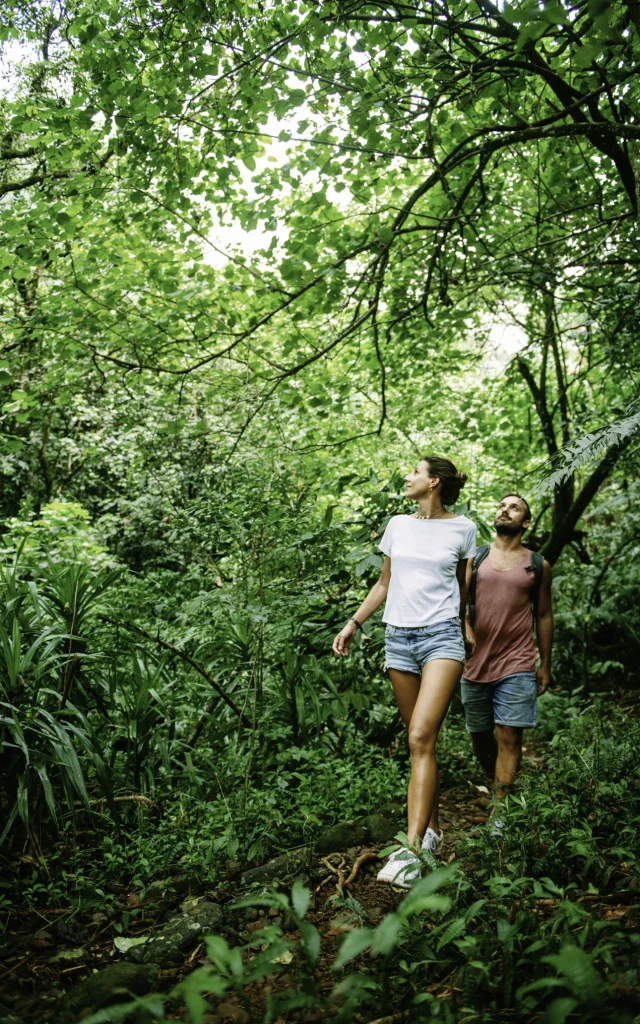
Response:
[460,672,537,731]
[384,618,465,674]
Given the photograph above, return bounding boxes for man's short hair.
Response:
[499,493,532,522]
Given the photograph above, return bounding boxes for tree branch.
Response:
[516,354,558,458]
[98,615,251,728]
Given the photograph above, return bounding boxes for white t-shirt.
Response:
[378,514,477,627]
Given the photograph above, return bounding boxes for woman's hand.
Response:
[332,620,358,658]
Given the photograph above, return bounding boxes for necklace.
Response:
[414,508,447,521]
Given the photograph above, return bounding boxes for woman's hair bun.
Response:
[423,456,469,506]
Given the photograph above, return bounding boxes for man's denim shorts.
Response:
[460,672,537,731]
[384,617,465,674]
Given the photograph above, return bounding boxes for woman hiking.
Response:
[332,457,476,888]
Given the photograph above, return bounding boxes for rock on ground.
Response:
[59,961,160,1017]
[362,813,401,844]
[314,821,368,854]
[239,847,311,886]
[126,900,224,966]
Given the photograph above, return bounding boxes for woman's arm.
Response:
[332,556,391,658]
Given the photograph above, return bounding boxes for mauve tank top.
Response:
[464,549,536,683]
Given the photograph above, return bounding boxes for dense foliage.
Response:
[0,0,639,1021]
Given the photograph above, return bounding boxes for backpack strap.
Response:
[468,544,490,628]
[525,550,545,618]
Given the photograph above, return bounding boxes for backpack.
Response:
[468,544,544,628]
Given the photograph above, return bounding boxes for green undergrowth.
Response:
[8,710,469,907]
[75,695,640,1023]
[11,732,410,907]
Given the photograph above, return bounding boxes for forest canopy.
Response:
[0,1,639,1022]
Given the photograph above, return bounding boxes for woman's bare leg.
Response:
[406,659,463,847]
[388,669,440,835]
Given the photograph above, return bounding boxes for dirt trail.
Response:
[236,782,492,1021]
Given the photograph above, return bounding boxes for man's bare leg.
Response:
[471,729,498,779]
[494,724,523,803]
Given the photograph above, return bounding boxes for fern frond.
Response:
[534,400,640,494]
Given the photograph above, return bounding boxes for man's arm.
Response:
[535,560,554,694]
[462,556,475,654]
[458,558,474,655]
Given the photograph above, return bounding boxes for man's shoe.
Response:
[376,848,421,888]
[422,828,444,856]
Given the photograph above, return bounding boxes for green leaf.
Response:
[515,20,548,50]
[298,921,320,965]
[542,946,603,998]
[538,2,567,23]
[333,927,375,969]
[371,913,403,955]
[397,865,457,917]
[35,762,58,826]
[50,947,85,962]
[437,915,468,951]
[546,998,579,1024]
[516,978,568,998]
[574,42,601,67]
[113,935,150,952]
[17,774,29,827]
[0,802,18,846]
[291,879,310,920]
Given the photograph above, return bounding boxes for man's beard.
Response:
[495,521,523,537]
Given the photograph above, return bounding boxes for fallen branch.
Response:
[321,854,347,888]
[344,849,378,886]
[99,615,251,728]
[74,794,157,809]
[318,849,379,894]
[186,698,218,748]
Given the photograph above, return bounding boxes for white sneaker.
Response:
[489,817,506,839]
[376,848,421,889]
[422,828,444,856]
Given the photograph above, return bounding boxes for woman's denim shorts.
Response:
[384,617,465,674]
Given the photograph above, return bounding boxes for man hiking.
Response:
[462,495,554,832]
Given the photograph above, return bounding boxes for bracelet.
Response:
[350,617,362,631]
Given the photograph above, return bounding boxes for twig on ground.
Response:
[321,854,347,888]
[185,942,203,967]
[344,849,378,886]
[368,1011,412,1024]
[314,874,334,895]
[0,954,33,980]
